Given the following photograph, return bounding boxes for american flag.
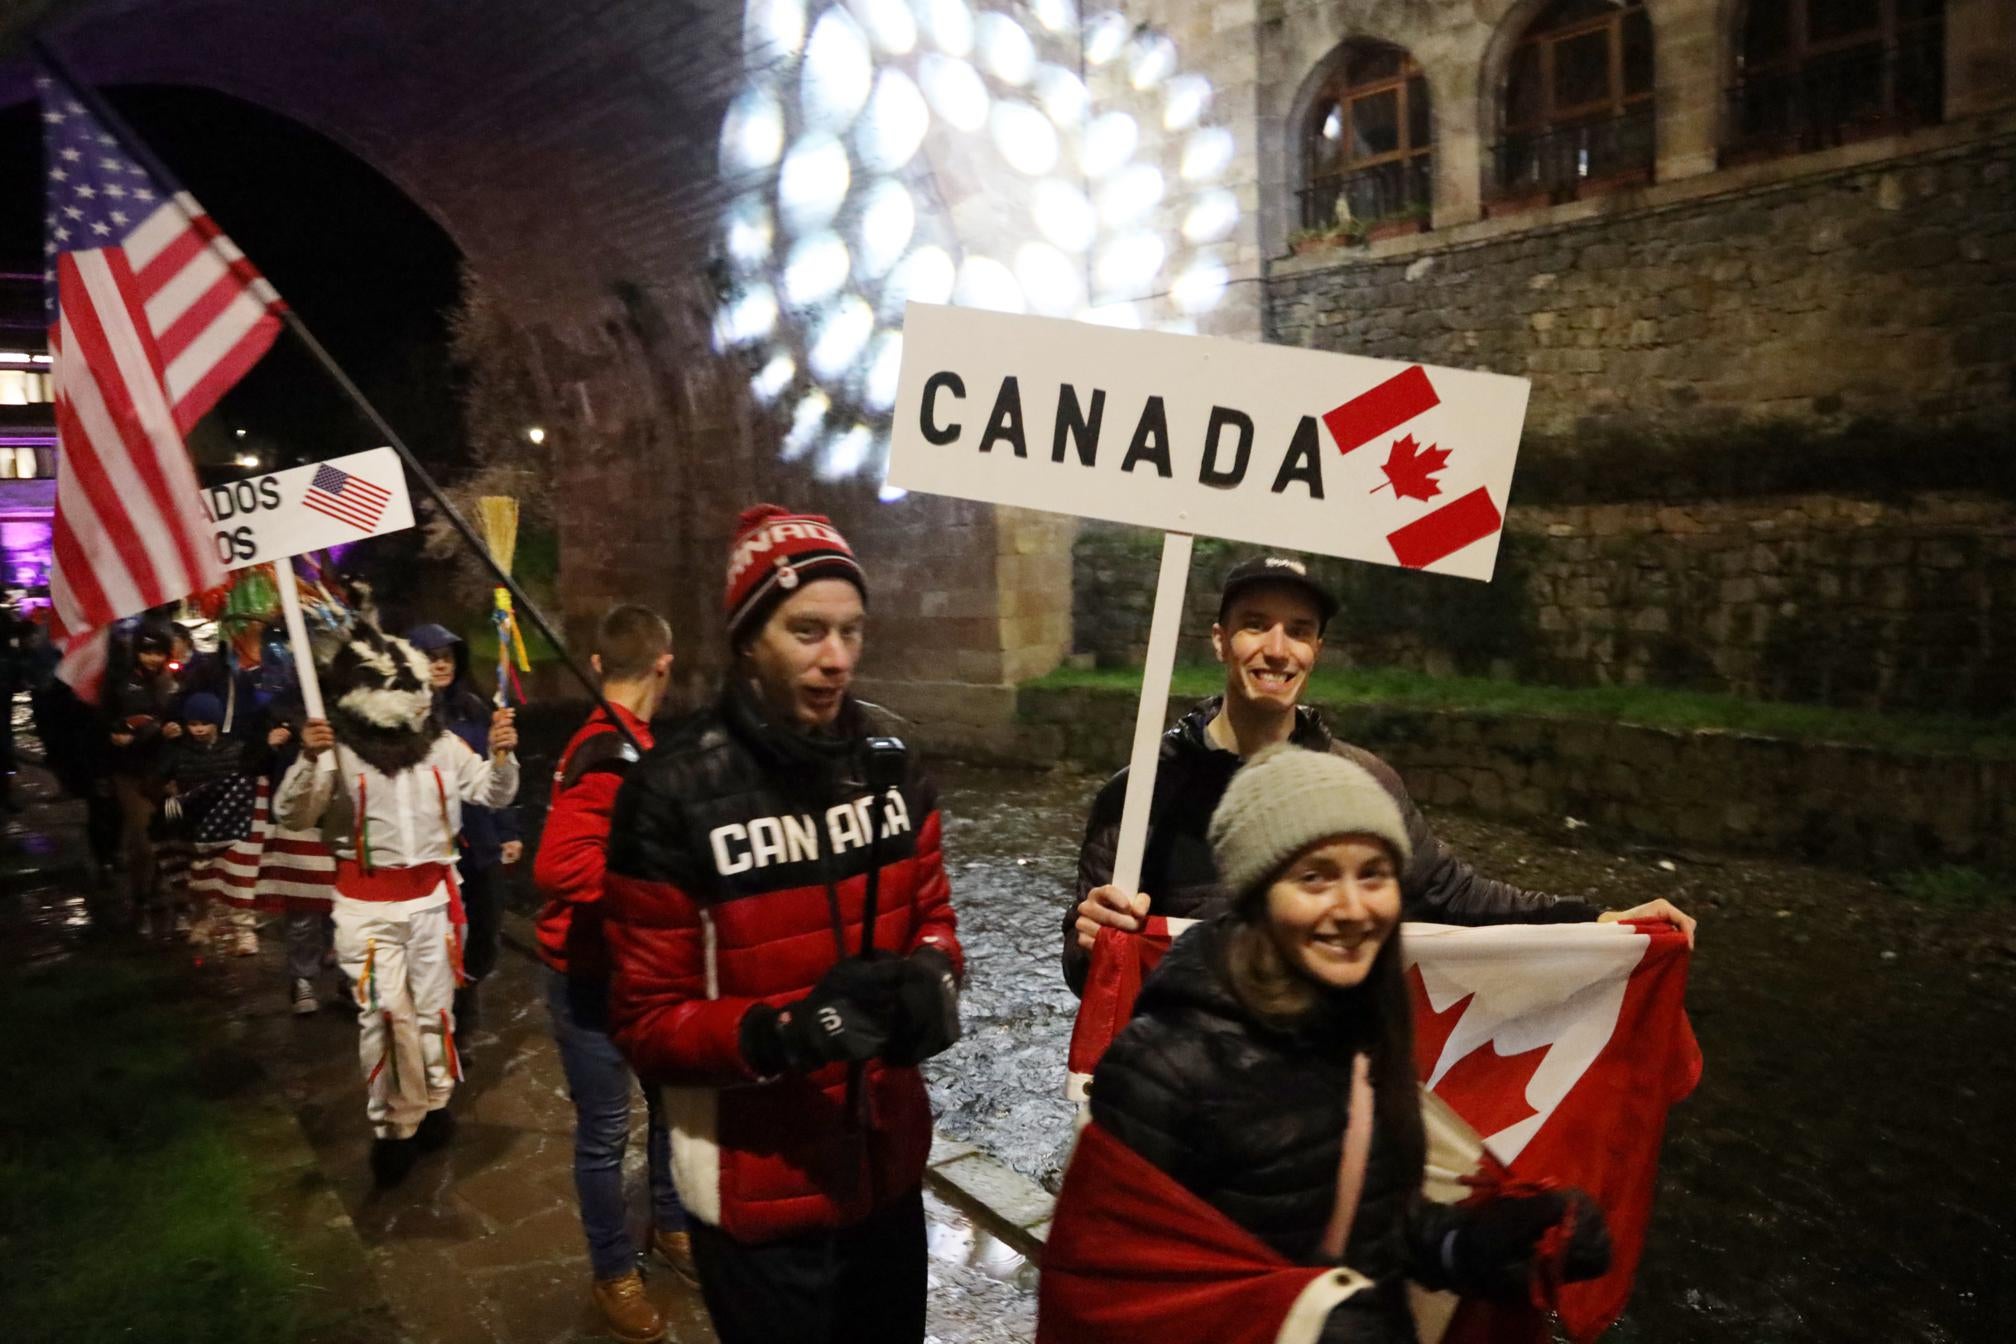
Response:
[40,68,284,699]
[303,463,392,532]
[189,777,335,912]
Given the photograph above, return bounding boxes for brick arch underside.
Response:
[2,0,1044,694]
[4,0,739,322]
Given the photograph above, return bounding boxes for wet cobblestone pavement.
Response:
[3,745,1037,1344]
[11,719,2015,1341]
[925,758,2016,1343]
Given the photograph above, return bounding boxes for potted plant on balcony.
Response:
[1573,162,1654,200]
[1364,203,1431,241]
[1287,217,1368,255]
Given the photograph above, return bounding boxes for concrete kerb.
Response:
[498,912,1058,1261]
[925,1136,1056,1261]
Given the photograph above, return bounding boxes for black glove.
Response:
[740,956,905,1076]
[1452,1188,1612,1299]
[882,946,961,1067]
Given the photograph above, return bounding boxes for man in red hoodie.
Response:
[533,604,686,1344]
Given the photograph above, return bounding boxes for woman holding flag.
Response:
[1041,744,1611,1343]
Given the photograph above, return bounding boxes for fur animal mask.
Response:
[317,620,442,774]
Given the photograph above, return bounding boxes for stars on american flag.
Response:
[41,80,174,318]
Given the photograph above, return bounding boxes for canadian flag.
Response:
[1323,366,1508,572]
[1064,919,1699,1342]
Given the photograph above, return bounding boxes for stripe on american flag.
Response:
[189,781,335,911]
[41,69,284,701]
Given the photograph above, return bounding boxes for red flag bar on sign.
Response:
[1323,364,1443,456]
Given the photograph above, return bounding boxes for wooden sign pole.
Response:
[273,560,326,721]
[1109,531,1193,897]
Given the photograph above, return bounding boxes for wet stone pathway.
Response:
[10,717,2015,1342]
[212,913,1038,1344]
[921,760,2016,1344]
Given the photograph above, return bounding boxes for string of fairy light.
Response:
[714,0,1240,499]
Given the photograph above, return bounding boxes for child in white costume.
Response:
[274,620,519,1186]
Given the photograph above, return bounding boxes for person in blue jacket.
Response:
[406,623,523,1030]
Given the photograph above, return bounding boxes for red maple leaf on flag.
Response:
[1371,433,1451,501]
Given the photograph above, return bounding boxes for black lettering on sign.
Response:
[979,376,1027,457]
[230,525,257,561]
[1052,385,1104,466]
[1121,396,1172,478]
[1199,406,1253,489]
[1271,416,1326,499]
[208,485,236,521]
[257,476,281,509]
[233,481,259,515]
[920,372,965,445]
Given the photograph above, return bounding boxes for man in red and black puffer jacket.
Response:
[605,504,962,1344]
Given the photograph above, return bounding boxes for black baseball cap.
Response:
[1217,556,1339,630]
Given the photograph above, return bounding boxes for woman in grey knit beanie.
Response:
[1063,743,1612,1343]
[1210,742,1414,1019]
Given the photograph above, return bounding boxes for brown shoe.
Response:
[590,1269,665,1344]
[648,1227,698,1286]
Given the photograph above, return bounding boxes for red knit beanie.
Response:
[724,503,867,640]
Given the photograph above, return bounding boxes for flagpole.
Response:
[33,36,643,755]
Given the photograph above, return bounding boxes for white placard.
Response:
[202,447,415,572]
[888,304,1531,581]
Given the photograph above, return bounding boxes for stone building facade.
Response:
[1085,0,2016,717]
[3,0,2015,740]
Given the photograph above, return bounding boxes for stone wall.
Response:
[1074,486,2016,715]
[1019,685,2016,869]
[1267,128,2016,434]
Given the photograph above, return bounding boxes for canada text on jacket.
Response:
[708,787,913,876]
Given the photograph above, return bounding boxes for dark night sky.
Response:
[0,83,465,474]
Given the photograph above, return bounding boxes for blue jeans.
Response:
[544,967,686,1279]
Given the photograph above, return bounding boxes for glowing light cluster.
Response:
[716,0,1241,496]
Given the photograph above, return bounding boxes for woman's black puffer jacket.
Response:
[1090,917,1466,1344]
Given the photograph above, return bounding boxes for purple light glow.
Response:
[0,517,53,591]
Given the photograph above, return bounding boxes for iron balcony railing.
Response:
[1724,29,1944,160]
[1491,104,1656,203]
[1298,156,1434,231]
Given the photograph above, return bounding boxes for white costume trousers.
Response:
[333,896,459,1139]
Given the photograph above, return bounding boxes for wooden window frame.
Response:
[1727,0,1946,160]
[1299,40,1436,234]
[1503,1,1654,138]
[1306,44,1432,184]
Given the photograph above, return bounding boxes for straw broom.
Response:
[477,496,531,723]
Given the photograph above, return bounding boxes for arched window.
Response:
[1726,0,1945,161]
[1300,40,1433,233]
[1492,0,1655,209]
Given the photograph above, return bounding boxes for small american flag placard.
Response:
[303,463,392,532]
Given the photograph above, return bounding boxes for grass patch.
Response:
[0,954,308,1344]
[1026,663,2016,760]
[1891,866,2016,908]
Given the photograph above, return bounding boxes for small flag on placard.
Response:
[303,463,392,532]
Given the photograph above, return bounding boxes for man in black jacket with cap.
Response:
[1064,555,1696,994]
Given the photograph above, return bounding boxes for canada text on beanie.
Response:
[724,503,867,641]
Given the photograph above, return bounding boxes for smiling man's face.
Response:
[1212,582,1324,715]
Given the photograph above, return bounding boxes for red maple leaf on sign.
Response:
[1371,434,1450,501]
